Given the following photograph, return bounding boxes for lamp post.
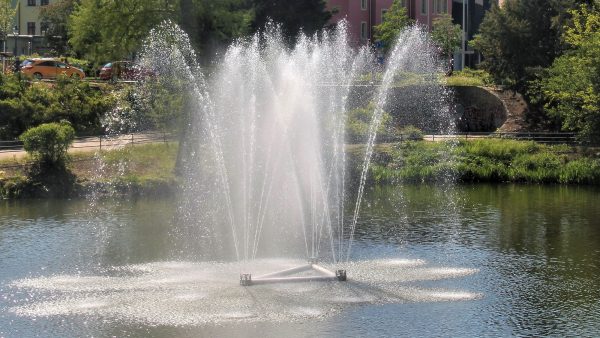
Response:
[13,25,19,74]
[12,25,18,57]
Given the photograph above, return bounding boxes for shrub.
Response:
[559,158,600,184]
[19,122,75,165]
[346,102,394,143]
[399,125,424,140]
[0,74,116,138]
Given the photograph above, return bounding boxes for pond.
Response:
[1,184,599,337]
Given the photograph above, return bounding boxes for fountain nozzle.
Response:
[240,273,252,286]
[336,270,347,281]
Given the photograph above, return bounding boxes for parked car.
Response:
[20,58,85,80]
[99,61,154,81]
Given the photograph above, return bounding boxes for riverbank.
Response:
[353,139,600,185]
[1,139,599,199]
[0,143,179,199]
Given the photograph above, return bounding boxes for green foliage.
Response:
[346,102,395,143]
[459,139,539,161]
[446,68,494,86]
[471,0,572,89]
[373,0,413,53]
[39,0,76,55]
[251,0,331,39]
[0,0,16,42]
[136,78,185,133]
[399,125,424,140]
[69,0,177,63]
[19,121,75,164]
[431,14,461,64]
[0,175,28,199]
[0,74,116,138]
[179,0,253,55]
[559,158,600,184]
[541,4,600,143]
[356,139,600,185]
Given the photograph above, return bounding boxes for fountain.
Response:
[135,21,452,284]
[3,22,482,330]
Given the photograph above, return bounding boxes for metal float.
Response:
[240,258,347,286]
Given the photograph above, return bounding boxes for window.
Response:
[39,61,56,67]
[434,0,448,14]
[27,0,36,6]
[421,0,428,15]
[27,22,36,35]
[381,9,387,23]
[41,0,49,5]
[360,21,367,40]
[361,0,367,11]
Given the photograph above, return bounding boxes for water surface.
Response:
[1,184,599,337]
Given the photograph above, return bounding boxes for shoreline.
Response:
[2,140,599,199]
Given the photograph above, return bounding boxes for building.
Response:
[452,0,498,68]
[328,0,499,69]
[5,0,55,56]
[327,0,453,45]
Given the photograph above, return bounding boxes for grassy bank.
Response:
[0,143,178,199]
[2,139,600,199]
[353,139,600,185]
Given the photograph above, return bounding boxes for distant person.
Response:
[13,58,20,73]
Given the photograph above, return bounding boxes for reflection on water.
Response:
[1,184,600,336]
[8,259,480,326]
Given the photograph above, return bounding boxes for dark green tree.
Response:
[431,13,461,74]
[251,0,331,39]
[69,0,177,63]
[39,0,76,55]
[186,0,253,55]
[373,0,413,53]
[471,0,588,90]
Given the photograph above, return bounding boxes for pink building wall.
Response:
[327,0,453,45]
[414,0,453,28]
[327,0,371,44]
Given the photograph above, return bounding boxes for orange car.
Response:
[20,58,85,80]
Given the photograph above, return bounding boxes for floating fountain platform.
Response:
[240,259,346,286]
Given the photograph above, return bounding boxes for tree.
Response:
[431,14,461,75]
[69,0,177,63]
[40,0,76,55]
[187,0,253,55]
[251,0,331,39]
[373,0,413,53]
[471,0,585,90]
[0,0,16,52]
[541,4,600,143]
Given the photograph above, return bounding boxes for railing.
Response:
[423,132,578,144]
[0,132,172,153]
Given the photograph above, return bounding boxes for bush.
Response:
[399,125,424,140]
[346,102,395,143]
[0,74,116,139]
[19,122,75,165]
[446,68,494,87]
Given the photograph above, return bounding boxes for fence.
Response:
[423,132,578,145]
[0,132,172,154]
